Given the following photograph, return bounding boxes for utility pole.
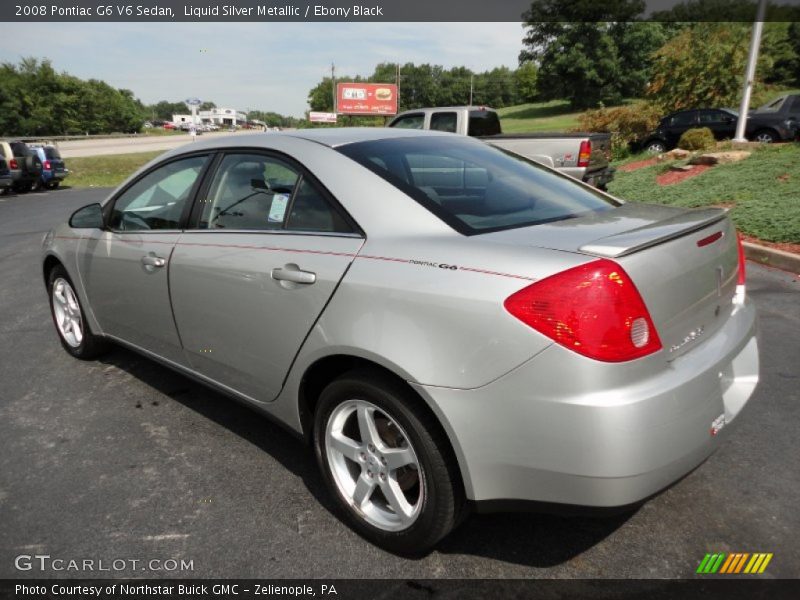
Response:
[734,0,768,142]
[469,73,474,106]
[396,62,401,108]
[331,62,336,114]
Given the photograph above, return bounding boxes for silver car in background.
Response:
[42,129,759,553]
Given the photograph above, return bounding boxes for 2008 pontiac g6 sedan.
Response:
[42,128,759,553]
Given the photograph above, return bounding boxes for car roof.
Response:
[283,127,452,147]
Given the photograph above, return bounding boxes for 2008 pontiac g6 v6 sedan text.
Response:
[42,129,759,553]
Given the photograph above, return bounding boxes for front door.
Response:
[169,152,363,402]
[79,154,209,363]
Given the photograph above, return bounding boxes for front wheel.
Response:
[644,140,666,153]
[47,265,108,359]
[314,371,464,554]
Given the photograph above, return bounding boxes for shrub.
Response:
[574,103,662,160]
[678,127,716,151]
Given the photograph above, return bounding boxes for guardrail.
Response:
[0,132,180,143]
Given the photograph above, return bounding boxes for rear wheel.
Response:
[314,370,464,554]
[644,139,666,153]
[47,265,108,359]
[12,181,33,193]
[752,129,777,143]
[46,181,60,190]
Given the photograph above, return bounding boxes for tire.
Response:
[752,129,777,144]
[45,181,60,190]
[47,265,108,360]
[12,181,33,193]
[314,370,464,554]
[644,140,666,153]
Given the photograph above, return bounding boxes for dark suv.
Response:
[0,141,43,193]
[29,145,69,189]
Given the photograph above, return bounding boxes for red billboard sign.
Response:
[336,83,398,115]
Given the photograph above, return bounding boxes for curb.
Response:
[743,241,800,275]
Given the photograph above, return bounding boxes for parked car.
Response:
[29,145,69,189]
[0,157,12,194]
[748,93,800,142]
[639,101,799,152]
[43,129,759,554]
[163,122,177,130]
[0,140,43,193]
[388,106,615,189]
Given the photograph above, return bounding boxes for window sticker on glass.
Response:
[268,193,289,223]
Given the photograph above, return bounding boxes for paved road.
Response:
[54,130,266,158]
[1,187,798,579]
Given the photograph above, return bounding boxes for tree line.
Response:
[0,59,300,137]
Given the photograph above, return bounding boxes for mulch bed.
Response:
[618,157,659,172]
[656,164,712,186]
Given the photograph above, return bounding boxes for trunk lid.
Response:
[482,203,739,360]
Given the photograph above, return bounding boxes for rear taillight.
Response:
[44,160,51,170]
[736,232,746,286]
[504,259,662,362]
[577,140,591,168]
[10,159,18,169]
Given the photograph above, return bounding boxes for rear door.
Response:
[80,154,210,364]
[698,110,737,140]
[169,151,363,403]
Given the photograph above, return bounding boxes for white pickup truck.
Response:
[388,106,615,189]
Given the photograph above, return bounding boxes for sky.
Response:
[1,23,525,117]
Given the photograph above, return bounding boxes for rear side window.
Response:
[430,112,457,133]
[468,111,501,136]
[10,142,29,157]
[44,147,61,160]
[198,153,353,234]
[338,136,619,235]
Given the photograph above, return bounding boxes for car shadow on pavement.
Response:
[99,345,634,568]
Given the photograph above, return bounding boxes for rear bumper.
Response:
[415,299,759,507]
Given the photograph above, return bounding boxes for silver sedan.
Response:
[42,129,759,553]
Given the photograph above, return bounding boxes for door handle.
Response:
[272,265,316,285]
[141,255,166,268]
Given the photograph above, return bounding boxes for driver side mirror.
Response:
[69,203,105,229]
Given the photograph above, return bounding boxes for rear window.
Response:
[338,136,619,235]
[44,147,61,160]
[468,110,501,136]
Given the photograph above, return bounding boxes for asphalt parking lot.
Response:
[1,186,798,579]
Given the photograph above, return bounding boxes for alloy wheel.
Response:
[52,278,83,348]
[324,399,424,531]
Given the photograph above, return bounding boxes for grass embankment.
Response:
[608,143,800,243]
[66,151,164,188]
[497,100,585,133]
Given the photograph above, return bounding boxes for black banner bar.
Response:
[3,579,800,600]
[3,0,800,22]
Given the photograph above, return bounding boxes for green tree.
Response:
[646,23,753,112]
[519,1,648,108]
[514,62,538,103]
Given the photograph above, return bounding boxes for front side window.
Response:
[109,155,207,231]
[199,153,353,234]
[338,136,619,235]
[669,112,696,127]
[390,114,424,129]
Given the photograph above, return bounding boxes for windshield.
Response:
[337,136,619,235]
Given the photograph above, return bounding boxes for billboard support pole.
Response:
[331,63,336,114]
